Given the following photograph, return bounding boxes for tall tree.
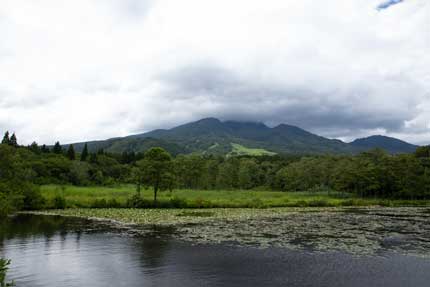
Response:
[1,131,10,145]
[53,141,62,154]
[9,133,18,147]
[40,144,50,153]
[67,144,76,160]
[138,147,173,203]
[29,142,40,154]
[80,143,89,161]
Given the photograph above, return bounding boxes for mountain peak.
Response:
[351,135,418,154]
[69,118,419,155]
[195,117,221,124]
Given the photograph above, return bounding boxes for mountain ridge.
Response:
[67,118,420,155]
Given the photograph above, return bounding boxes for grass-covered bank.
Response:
[40,184,430,209]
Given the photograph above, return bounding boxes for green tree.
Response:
[80,143,89,161]
[53,141,62,154]
[40,144,50,153]
[1,131,10,145]
[67,144,76,160]
[238,158,260,189]
[137,147,173,203]
[69,161,90,185]
[89,153,97,163]
[0,144,44,216]
[29,142,40,154]
[9,133,18,147]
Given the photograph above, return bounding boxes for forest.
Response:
[1,131,430,216]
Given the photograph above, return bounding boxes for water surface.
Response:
[1,213,430,287]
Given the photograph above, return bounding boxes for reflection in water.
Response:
[1,214,430,287]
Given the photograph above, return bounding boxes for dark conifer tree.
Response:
[67,144,76,160]
[81,143,89,161]
[29,141,40,154]
[53,141,62,154]
[41,144,50,153]
[9,133,18,147]
[89,153,98,163]
[1,131,10,145]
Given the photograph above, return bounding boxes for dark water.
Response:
[1,214,430,287]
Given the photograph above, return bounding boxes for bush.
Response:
[126,194,147,208]
[247,198,265,208]
[107,198,122,208]
[22,184,45,210]
[0,194,17,218]
[308,199,331,207]
[295,200,309,207]
[91,199,107,208]
[0,258,15,287]
[169,197,187,208]
[53,195,66,209]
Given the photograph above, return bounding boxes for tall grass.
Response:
[40,185,430,209]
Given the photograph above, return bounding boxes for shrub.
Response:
[126,194,146,208]
[308,199,331,207]
[91,199,107,208]
[107,198,122,208]
[295,200,309,207]
[22,184,45,210]
[169,197,187,208]
[0,258,15,287]
[53,195,66,209]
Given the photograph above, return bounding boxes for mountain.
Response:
[129,118,356,155]
[68,118,419,155]
[350,135,418,154]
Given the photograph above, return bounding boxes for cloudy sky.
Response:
[0,0,429,145]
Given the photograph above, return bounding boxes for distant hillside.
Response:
[68,118,419,155]
[350,135,418,154]
[129,118,356,155]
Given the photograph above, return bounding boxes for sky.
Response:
[0,0,429,145]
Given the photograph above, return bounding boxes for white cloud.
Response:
[0,0,429,145]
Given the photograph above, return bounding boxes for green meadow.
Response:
[40,184,429,209]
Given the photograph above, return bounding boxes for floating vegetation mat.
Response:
[175,207,430,257]
[32,207,430,257]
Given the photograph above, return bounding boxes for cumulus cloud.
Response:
[0,0,429,145]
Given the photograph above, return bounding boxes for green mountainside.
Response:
[350,135,418,154]
[68,118,419,155]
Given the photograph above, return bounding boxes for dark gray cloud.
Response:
[0,0,428,145]
[157,63,421,140]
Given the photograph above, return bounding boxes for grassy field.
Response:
[40,184,430,209]
[229,143,276,156]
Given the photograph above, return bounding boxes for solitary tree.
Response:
[1,131,10,145]
[52,141,62,154]
[80,143,89,161]
[67,144,76,160]
[137,147,173,204]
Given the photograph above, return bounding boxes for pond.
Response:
[1,210,430,287]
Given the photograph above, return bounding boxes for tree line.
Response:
[1,131,430,215]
